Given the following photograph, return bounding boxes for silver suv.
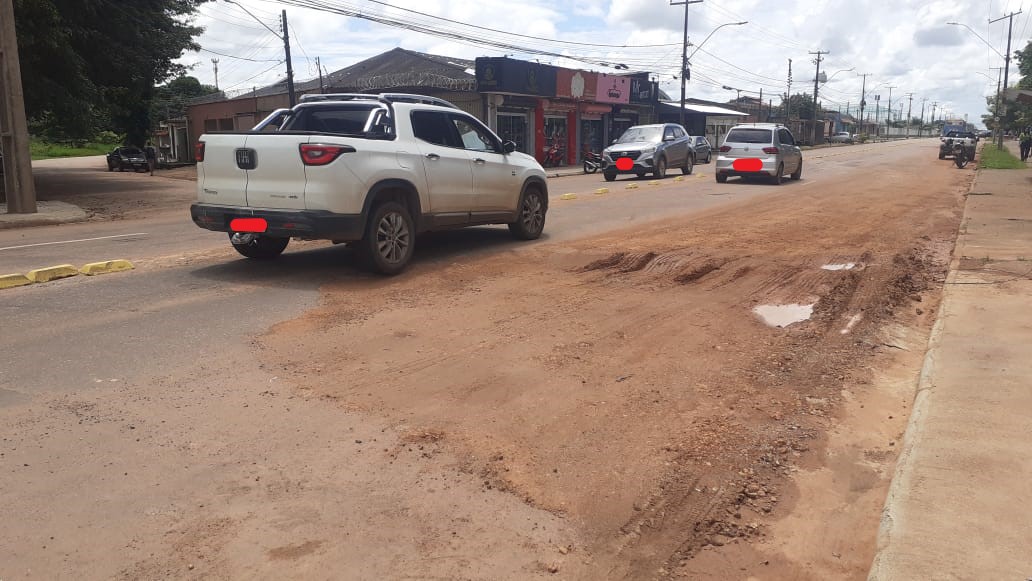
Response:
[715,123,802,184]
[602,123,694,181]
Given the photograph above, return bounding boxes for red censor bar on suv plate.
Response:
[229,218,268,233]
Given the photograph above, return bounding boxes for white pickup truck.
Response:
[191,93,548,274]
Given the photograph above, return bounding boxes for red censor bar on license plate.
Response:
[732,158,763,172]
[229,218,268,232]
[615,158,634,171]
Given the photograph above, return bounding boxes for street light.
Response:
[667,6,746,127]
[822,67,854,84]
[946,22,1006,58]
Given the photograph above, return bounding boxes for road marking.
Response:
[0,233,148,252]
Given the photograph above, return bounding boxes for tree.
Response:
[150,76,221,127]
[14,0,207,144]
[780,92,817,121]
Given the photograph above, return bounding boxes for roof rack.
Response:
[298,92,458,109]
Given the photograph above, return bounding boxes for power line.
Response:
[197,47,282,63]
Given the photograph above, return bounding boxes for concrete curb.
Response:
[1,259,135,290]
[80,259,134,276]
[866,163,981,580]
[0,273,33,289]
[26,264,79,283]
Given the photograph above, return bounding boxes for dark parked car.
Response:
[106,147,148,172]
[690,135,712,163]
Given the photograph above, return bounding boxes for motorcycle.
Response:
[542,142,565,168]
[950,139,970,168]
[582,150,603,174]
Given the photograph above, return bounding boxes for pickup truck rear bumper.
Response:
[191,203,365,241]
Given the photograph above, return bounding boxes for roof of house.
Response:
[300,47,476,93]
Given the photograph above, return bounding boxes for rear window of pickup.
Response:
[282,104,382,134]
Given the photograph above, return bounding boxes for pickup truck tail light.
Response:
[299,143,356,166]
[194,141,205,162]
[719,145,731,152]
[762,147,780,154]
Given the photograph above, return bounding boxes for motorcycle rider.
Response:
[1020,128,1032,162]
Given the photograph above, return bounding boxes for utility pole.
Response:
[810,49,828,145]
[919,97,927,137]
[785,58,792,124]
[281,10,296,106]
[874,94,880,138]
[991,9,1021,147]
[211,58,220,90]
[931,101,938,134]
[905,93,914,138]
[670,0,704,127]
[885,85,897,126]
[0,0,37,213]
[316,56,324,93]
[857,73,870,138]
[991,66,1003,144]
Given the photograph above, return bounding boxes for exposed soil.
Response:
[257,150,971,578]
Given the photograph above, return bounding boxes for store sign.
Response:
[629,76,658,104]
[595,74,630,104]
[556,70,598,101]
[475,57,557,96]
[539,99,578,113]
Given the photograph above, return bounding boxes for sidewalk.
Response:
[869,143,1032,579]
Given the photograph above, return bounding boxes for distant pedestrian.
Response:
[144,142,157,175]
[1019,130,1032,162]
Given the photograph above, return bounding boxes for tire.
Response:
[583,161,598,174]
[508,187,546,240]
[770,164,784,185]
[653,157,667,178]
[682,154,694,175]
[229,232,289,260]
[359,201,415,275]
[107,162,114,172]
[604,170,617,182]
[938,151,946,160]
[790,160,802,180]
[705,151,712,164]
[117,163,125,172]
[716,173,728,183]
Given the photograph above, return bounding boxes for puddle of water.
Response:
[753,304,814,328]
[840,313,863,334]
[822,263,856,271]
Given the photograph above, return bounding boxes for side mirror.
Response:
[612,138,618,144]
[663,135,675,142]
[503,140,516,153]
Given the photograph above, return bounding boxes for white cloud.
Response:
[176,0,1032,127]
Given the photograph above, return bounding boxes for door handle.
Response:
[473,158,486,164]
[425,153,440,160]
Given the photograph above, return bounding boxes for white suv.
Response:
[191,94,548,274]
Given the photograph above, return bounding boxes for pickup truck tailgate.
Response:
[242,134,309,210]
[197,134,248,207]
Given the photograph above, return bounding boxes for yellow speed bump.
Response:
[560,193,578,200]
[626,183,640,190]
[80,259,134,276]
[696,174,706,178]
[26,264,79,283]
[0,273,32,290]
[648,180,660,186]
[674,176,685,182]
[594,188,609,195]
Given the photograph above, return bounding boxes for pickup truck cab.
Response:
[191,93,548,274]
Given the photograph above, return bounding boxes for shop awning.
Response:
[659,101,748,116]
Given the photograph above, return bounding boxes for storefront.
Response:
[476,57,659,165]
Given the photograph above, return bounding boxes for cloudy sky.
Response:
[178,0,1032,128]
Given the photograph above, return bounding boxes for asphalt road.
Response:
[1,141,908,275]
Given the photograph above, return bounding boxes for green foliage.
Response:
[14,0,208,145]
[29,137,120,160]
[151,76,221,126]
[979,144,1026,169]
